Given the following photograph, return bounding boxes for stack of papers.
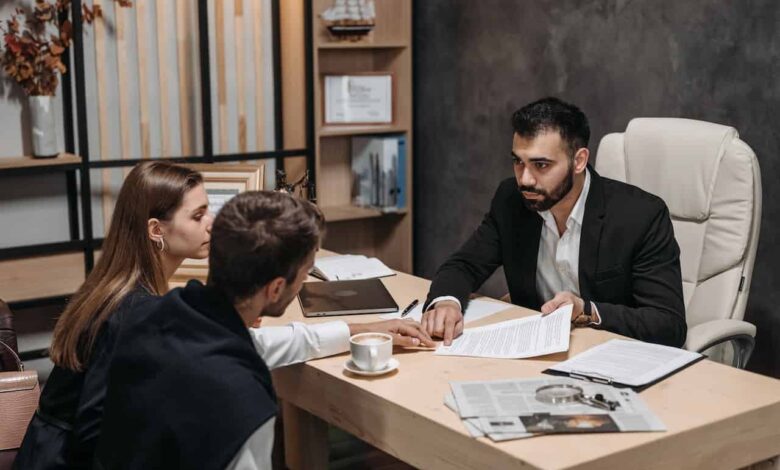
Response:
[435,305,572,359]
[445,377,666,442]
[311,254,395,281]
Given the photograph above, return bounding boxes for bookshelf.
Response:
[0,153,81,172]
[311,0,413,273]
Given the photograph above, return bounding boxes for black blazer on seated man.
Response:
[424,167,687,347]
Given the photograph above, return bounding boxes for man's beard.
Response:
[517,165,575,212]
[261,286,297,318]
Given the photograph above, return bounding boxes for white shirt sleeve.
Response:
[249,321,351,370]
[426,296,462,311]
[224,417,275,470]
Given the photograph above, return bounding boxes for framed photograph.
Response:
[323,73,393,124]
[171,164,264,285]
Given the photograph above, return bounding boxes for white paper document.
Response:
[547,339,703,388]
[434,305,572,359]
[312,254,395,281]
[380,298,510,324]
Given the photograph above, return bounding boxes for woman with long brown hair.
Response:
[15,161,213,469]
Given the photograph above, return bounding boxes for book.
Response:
[298,279,399,317]
[544,339,705,390]
[396,135,406,209]
[351,134,406,212]
[311,254,395,281]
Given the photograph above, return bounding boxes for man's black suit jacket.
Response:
[425,168,687,347]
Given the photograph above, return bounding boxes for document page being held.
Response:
[435,304,572,359]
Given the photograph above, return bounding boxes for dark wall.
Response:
[412,1,780,377]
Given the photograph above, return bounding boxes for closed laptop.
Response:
[298,279,399,317]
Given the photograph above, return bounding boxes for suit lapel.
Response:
[579,166,606,300]
[513,193,543,307]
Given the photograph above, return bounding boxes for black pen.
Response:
[400,299,419,317]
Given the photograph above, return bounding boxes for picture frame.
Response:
[323,73,394,124]
[171,164,264,285]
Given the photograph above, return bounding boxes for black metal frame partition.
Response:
[1,0,315,311]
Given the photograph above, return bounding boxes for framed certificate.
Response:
[171,164,264,286]
[323,74,393,124]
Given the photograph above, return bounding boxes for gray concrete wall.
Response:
[413,1,780,376]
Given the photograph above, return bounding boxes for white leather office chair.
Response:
[595,118,762,368]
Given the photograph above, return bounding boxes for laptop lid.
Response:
[298,279,399,317]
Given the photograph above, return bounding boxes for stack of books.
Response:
[351,134,407,212]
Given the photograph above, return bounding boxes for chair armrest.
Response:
[685,319,756,353]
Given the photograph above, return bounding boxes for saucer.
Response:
[343,358,399,376]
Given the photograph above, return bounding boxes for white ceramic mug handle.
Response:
[369,346,378,370]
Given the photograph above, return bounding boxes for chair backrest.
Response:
[0,301,19,373]
[595,118,762,328]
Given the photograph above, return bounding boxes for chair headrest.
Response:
[624,117,738,221]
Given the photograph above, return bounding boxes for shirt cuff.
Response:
[589,302,602,326]
[427,296,462,311]
[307,320,351,357]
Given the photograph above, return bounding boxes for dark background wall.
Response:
[412,1,780,377]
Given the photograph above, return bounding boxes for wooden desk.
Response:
[262,266,780,469]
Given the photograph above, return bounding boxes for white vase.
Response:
[29,95,58,158]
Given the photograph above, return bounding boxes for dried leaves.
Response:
[1,0,131,96]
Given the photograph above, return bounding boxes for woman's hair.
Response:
[50,161,203,371]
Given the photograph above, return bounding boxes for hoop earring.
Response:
[155,237,165,252]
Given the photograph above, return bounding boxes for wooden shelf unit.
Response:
[317,42,408,50]
[311,0,413,273]
[0,253,85,303]
[0,153,81,172]
[319,124,407,137]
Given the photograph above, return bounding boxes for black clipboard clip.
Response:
[568,370,614,386]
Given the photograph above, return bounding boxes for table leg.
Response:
[281,400,329,470]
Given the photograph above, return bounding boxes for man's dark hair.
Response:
[208,191,325,303]
[512,97,590,156]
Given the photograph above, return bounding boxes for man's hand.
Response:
[541,291,584,322]
[349,320,437,348]
[421,300,464,346]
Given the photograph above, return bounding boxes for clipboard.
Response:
[542,338,707,392]
[542,353,706,392]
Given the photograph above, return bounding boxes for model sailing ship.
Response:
[320,0,376,41]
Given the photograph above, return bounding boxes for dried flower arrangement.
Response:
[1,0,132,96]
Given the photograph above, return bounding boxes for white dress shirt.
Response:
[430,169,599,322]
[225,321,351,470]
[535,169,590,302]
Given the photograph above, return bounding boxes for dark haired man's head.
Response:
[207,191,325,320]
[510,97,590,212]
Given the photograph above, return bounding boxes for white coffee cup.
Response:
[349,332,393,372]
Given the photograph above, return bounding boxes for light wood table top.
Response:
[262,253,780,469]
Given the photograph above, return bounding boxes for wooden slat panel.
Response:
[156,0,171,157]
[115,4,132,166]
[251,0,266,150]
[280,0,306,149]
[215,0,228,152]
[176,0,194,155]
[92,0,115,233]
[135,0,151,159]
[235,0,247,152]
